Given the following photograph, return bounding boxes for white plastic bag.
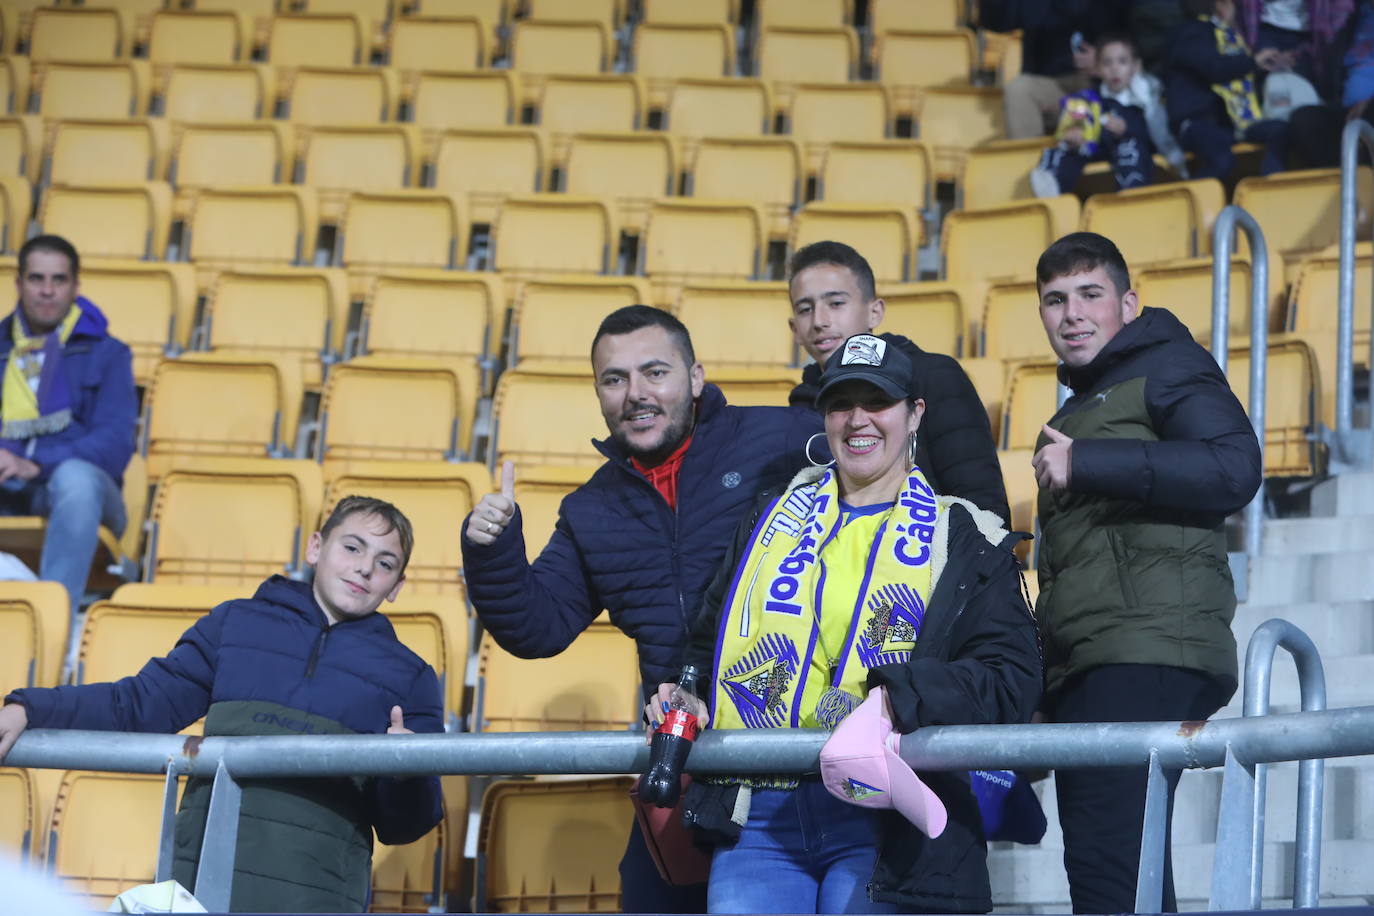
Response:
[107,880,207,914]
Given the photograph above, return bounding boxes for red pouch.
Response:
[628,775,712,886]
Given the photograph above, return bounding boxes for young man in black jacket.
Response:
[786,241,1011,525]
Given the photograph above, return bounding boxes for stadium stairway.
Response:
[988,471,1374,912]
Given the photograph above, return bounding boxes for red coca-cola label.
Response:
[655,708,699,741]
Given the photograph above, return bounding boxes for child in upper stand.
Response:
[1031,32,1187,198]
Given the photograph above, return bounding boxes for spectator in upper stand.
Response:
[1238,0,1357,100]
[1167,0,1296,178]
[460,305,821,915]
[0,235,135,613]
[1030,32,1188,199]
[785,241,1010,526]
[1131,0,1189,74]
[979,0,1129,139]
[1281,0,1370,168]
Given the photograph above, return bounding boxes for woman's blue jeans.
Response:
[707,779,898,914]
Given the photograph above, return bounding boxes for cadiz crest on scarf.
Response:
[1207,16,1262,132]
[2,304,80,440]
[711,466,938,730]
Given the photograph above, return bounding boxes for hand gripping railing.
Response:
[1336,119,1374,468]
[1210,619,1327,910]
[1211,205,1270,559]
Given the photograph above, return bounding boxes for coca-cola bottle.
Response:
[640,664,702,808]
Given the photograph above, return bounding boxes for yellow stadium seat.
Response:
[0,175,28,253]
[147,460,322,585]
[492,193,616,284]
[512,463,595,561]
[384,590,469,711]
[665,78,772,154]
[36,60,150,120]
[1282,245,1369,430]
[148,10,243,66]
[757,26,858,111]
[408,0,505,55]
[106,582,245,609]
[142,355,294,479]
[1080,183,1208,269]
[77,602,202,685]
[0,114,40,183]
[477,776,632,912]
[791,202,916,285]
[998,446,1036,562]
[1233,168,1373,283]
[0,56,30,114]
[431,126,545,226]
[874,29,976,103]
[338,189,467,295]
[49,118,169,185]
[675,281,793,369]
[510,18,613,102]
[709,367,798,406]
[80,259,197,387]
[297,124,419,224]
[537,74,645,168]
[99,0,167,50]
[878,281,966,358]
[170,121,292,220]
[961,355,1008,434]
[324,462,490,597]
[492,364,606,467]
[565,131,675,236]
[186,186,319,290]
[476,623,639,731]
[390,15,486,73]
[267,13,363,67]
[755,0,849,29]
[1227,340,1321,476]
[642,198,767,306]
[818,140,932,239]
[688,135,802,240]
[316,359,465,467]
[301,0,391,53]
[642,0,734,23]
[1002,360,1060,450]
[288,65,394,125]
[371,818,445,914]
[632,22,734,109]
[914,86,1005,181]
[410,70,518,139]
[161,63,272,122]
[788,82,888,174]
[1136,257,1260,347]
[980,280,1053,361]
[30,8,124,62]
[870,0,961,34]
[510,275,651,365]
[958,137,1043,209]
[0,767,36,861]
[40,182,172,261]
[48,771,169,908]
[942,198,1073,287]
[0,580,68,689]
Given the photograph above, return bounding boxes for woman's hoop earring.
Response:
[805,433,831,468]
[907,431,919,469]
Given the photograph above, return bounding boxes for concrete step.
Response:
[1311,472,1374,517]
[1242,552,1374,605]
[1214,654,1374,716]
[1231,601,1374,660]
[1261,514,1374,555]
[1172,760,1374,844]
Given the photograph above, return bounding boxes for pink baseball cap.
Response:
[819,687,947,838]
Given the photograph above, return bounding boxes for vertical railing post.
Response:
[1336,119,1374,467]
[194,759,244,913]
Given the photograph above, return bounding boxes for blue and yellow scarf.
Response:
[1207,16,1263,132]
[1,303,81,441]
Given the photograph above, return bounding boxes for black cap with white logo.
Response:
[815,334,919,407]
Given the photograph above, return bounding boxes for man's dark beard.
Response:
[612,398,695,467]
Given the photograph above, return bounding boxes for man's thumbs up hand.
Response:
[1032,424,1074,491]
[387,705,412,735]
[465,460,518,546]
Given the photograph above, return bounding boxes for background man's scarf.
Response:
[2,303,81,440]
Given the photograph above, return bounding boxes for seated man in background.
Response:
[0,496,445,913]
[0,234,136,612]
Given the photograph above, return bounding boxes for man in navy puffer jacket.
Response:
[462,305,821,913]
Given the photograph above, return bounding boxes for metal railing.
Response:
[1336,119,1374,469]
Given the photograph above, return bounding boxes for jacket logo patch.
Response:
[1092,385,1116,405]
[722,471,741,489]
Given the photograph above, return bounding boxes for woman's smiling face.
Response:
[822,380,924,505]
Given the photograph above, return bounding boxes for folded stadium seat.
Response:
[159,63,274,122]
[0,114,41,183]
[0,175,30,254]
[508,18,614,105]
[211,0,280,54]
[912,86,1006,182]
[39,182,173,261]
[323,462,491,600]
[476,624,640,731]
[48,118,170,185]
[1001,360,1061,450]
[942,197,1078,291]
[99,0,169,49]
[315,358,466,468]
[202,266,349,393]
[76,602,203,686]
[527,0,625,29]
[299,0,391,56]
[296,124,419,225]
[511,463,596,562]
[409,71,519,148]
[185,186,319,291]
[337,189,467,296]
[169,121,293,221]
[142,355,298,479]
[509,275,651,365]
[980,280,1055,362]
[1233,168,1374,285]
[147,9,243,66]
[816,140,933,244]
[632,21,736,111]
[1226,340,1322,477]
[48,771,172,908]
[874,28,978,119]
[490,193,616,297]
[107,581,245,608]
[79,259,197,386]
[870,0,962,33]
[675,280,794,369]
[997,446,1037,563]
[1281,244,1372,430]
[491,364,607,468]
[0,56,31,114]
[377,608,452,716]
[266,12,364,67]
[388,14,487,78]
[145,459,323,585]
[755,0,850,31]
[35,60,152,122]
[430,126,546,225]
[959,356,1008,442]
[641,0,735,23]
[1079,183,1208,270]
[710,368,803,406]
[536,74,645,170]
[286,65,396,126]
[791,201,916,286]
[688,136,802,241]
[0,581,68,689]
[665,77,771,151]
[878,281,966,358]
[407,0,506,57]
[958,137,1048,209]
[357,268,500,456]
[1135,255,1262,348]
[477,777,635,912]
[641,198,766,306]
[788,82,889,176]
[384,592,470,713]
[29,7,125,61]
[371,818,447,915]
[0,767,36,862]
[564,131,677,236]
[756,25,859,115]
